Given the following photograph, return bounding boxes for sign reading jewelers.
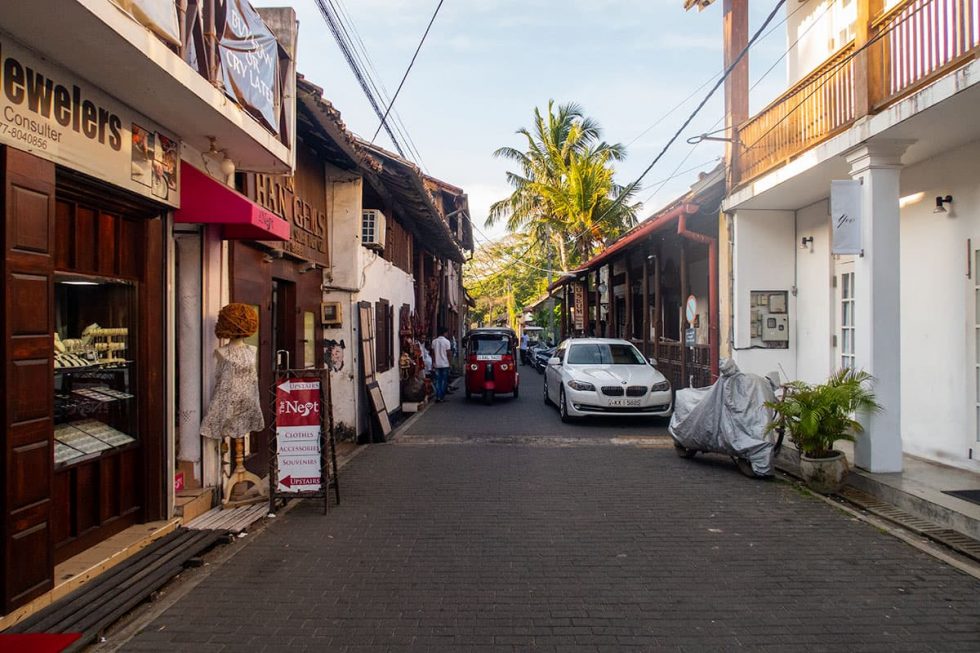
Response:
[0,34,179,207]
[275,377,323,493]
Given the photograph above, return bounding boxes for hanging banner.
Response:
[831,180,862,255]
[573,284,585,330]
[0,33,179,206]
[219,0,281,135]
[275,376,322,493]
[125,0,181,46]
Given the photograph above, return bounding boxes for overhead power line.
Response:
[331,0,428,168]
[371,0,447,142]
[314,0,407,157]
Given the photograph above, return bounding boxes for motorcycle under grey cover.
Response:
[668,359,777,476]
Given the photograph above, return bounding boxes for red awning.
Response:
[175,161,290,241]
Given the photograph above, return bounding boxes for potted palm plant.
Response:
[766,368,880,494]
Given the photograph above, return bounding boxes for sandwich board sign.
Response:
[274,376,323,493]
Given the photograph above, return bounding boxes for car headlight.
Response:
[651,380,671,392]
[567,380,596,392]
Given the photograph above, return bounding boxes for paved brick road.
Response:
[123,391,980,652]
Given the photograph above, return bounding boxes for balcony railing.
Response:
[871,0,980,108]
[736,43,856,186]
[734,0,980,186]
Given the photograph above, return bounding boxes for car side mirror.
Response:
[547,356,561,366]
[648,357,658,367]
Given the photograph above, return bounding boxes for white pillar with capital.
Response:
[844,140,913,473]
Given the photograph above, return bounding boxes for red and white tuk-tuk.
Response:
[463,328,519,404]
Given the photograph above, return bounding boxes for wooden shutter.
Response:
[375,299,391,373]
[2,148,56,611]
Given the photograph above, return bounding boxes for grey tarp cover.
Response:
[668,359,777,476]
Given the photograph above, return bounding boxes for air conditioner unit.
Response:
[361,209,387,250]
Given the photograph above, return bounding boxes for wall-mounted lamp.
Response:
[934,195,953,214]
[800,236,814,251]
[597,282,608,294]
[206,136,236,183]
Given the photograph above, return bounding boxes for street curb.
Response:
[775,471,980,582]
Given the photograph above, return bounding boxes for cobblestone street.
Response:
[123,382,980,652]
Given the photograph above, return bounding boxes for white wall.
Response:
[795,199,834,383]
[322,164,363,438]
[356,252,416,433]
[732,210,798,379]
[898,139,980,469]
[785,0,856,87]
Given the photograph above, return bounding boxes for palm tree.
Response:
[488,101,627,272]
[544,146,640,263]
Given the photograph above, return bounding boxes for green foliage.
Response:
[487,101,637,271]
[465,234,548,330]
[766,368,881,459]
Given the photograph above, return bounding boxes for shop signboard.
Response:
[573,284,585,330]
[0,33,180,207]
[274,376,323,493]
[831,180,862,255]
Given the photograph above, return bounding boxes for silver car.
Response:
[544,338,673,422]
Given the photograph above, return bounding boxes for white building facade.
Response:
[716,0,980,473]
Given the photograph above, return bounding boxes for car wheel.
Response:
[559,387,574,423]
[543,378,552,406]
[674,444,697,459]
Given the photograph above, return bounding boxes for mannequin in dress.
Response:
[200,304,265,503]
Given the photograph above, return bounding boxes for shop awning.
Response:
[175,162,290,241]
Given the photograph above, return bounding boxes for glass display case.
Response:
[53,275,138,467]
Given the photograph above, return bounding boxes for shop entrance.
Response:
[272,279,296,371]
[1,148,166,612]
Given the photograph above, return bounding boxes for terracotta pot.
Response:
[799,450,848,494]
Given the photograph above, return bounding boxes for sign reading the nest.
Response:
[274,376,323,493]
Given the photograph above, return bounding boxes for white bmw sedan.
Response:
[544,338,672,422]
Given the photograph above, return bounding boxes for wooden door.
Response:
[2,148,56,611]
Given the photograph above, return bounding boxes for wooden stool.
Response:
[222,437,264,506]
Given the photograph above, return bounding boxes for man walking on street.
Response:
[432,327,451,402]
[519,332,529,365]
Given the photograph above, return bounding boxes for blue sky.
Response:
[254,0,790,244]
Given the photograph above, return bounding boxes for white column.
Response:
[844,140,913,473]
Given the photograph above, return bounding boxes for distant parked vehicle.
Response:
[531,343,555,373]
[543,338,672,422]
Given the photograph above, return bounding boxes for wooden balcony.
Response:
[734,0,980,187]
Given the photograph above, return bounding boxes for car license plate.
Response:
[476,355,502,361]
[608,399,641,407]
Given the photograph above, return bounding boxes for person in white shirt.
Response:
[431,327,452,402]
